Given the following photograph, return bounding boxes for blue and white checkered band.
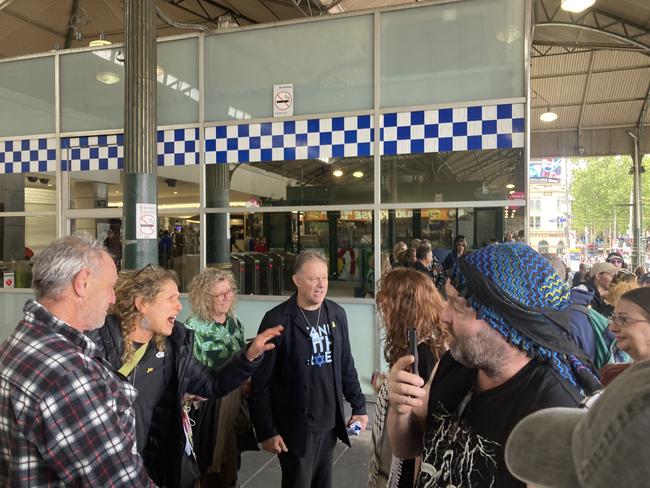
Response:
[62,134,124,171]
[157,128,200,167]
[62,128,200,171]
[381,103,524,156]
[0,138,57,174]
[205,115,374,164]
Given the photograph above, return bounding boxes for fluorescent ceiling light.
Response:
[353,171,364,178]
[540,110,558,122]
[333,170,343,177]
[506,183,515,189]
[496,26,521,44]
[96,71,120,85]
[561,0,595,13]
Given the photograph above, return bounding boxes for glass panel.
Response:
[206,156,373,208]
[68,170,122,209]
[204,15,373,121]
[223,210,373,298]
[157,166,200,209]
[380,206,525,264]
[158,215,200,292]
[381,148,525,204]
[0,172,57,211]
[380,0,525,108]
[61,48,125,132]
[157,39,199,125]
[0,216,57,287]
[0,57,55,137]
[70,218,123,270]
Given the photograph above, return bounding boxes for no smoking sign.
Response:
[273,83,294,117]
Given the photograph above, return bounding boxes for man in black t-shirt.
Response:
[387,243,601,488]
[250,250,367,488]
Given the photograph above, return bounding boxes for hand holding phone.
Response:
[407,327,418,376]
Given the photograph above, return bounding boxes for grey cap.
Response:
[505,360,650,488]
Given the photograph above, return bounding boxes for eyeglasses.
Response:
[211,289,234,301]
[610,313,650,328]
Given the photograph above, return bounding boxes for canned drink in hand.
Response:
[346,420,362,436]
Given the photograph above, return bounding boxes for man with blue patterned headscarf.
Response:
[386,242,602,488]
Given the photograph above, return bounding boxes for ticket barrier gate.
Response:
[230,256,246,293]
[268,252,285,295]
[237,254,260,295]
[252,252,273,295]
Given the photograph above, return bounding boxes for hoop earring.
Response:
[140,316,150,330]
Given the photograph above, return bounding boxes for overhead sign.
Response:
[273,84,294,117]
[136,203,157,239]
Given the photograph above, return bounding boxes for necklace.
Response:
[299,305,321,330]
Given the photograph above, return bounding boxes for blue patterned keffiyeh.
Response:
[452,242,601,397]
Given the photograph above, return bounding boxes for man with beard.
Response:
[386,242,601,488]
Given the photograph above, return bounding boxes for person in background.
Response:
[387,243,600,488]
[0,234,153,486]
[606,251,626,269]
[369,268,447,488]
[250,250,367,488]
[185,268,255,488]
[506,360,650,488]
[605,279,638,308]
[413,243,436,282]
[584,262,618,317]
[607,287,650,365]
[634,265,645,279]
[639,271,650,287]
[159,229,174,268]
[254,237,269,253]
[91,265,282,487]
[442,235,466,274]
[391,241,407,266]
[572,262,588,287]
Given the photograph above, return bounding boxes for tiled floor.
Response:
[238,402,375,487]
[239,429,372,488]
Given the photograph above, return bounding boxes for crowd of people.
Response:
[1,232,649,487]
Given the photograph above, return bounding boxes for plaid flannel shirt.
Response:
[0,299,153,487]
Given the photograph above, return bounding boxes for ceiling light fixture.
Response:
[540,110,559,122]
[96,71,120,84]
[156,65,165,78]
[506,183,515,189]
[89,32,112,48]
[333,169,343,177]
[509,190,515,195]
[532,88,559,123]
[561,0,595,13]
[496,25,521,44]
[353,171,364,178]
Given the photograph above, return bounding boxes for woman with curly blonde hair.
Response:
[91,265,282,488]
[185,268,253,488]
[369,267,447,488]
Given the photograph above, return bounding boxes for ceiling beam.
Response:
[532,97,647,110]
[532,64,650,80]
[577,51,595,135]
[1,7,64,37]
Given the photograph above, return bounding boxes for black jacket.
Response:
[584,277,614,317]
[249,295,366,457]
[91,316,260,487]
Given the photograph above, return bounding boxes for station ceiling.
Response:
[1,0,649,158]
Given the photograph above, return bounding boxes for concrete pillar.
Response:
[122,0,158,269]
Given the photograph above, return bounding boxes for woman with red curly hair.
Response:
[369,267,447,488]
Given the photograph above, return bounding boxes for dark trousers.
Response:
[278,429,337,488]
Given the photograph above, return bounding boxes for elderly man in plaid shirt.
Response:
[0,234,153,487]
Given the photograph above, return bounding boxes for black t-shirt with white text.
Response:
[299,306,336,432]
[416,351,580,488]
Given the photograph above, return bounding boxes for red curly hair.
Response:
[375,267,447,367]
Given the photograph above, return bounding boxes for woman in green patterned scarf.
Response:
[186,268,254,488]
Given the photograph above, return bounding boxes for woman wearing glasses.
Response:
[601,287,650,385]
[91,265,282,488]
[185,268,253,488]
